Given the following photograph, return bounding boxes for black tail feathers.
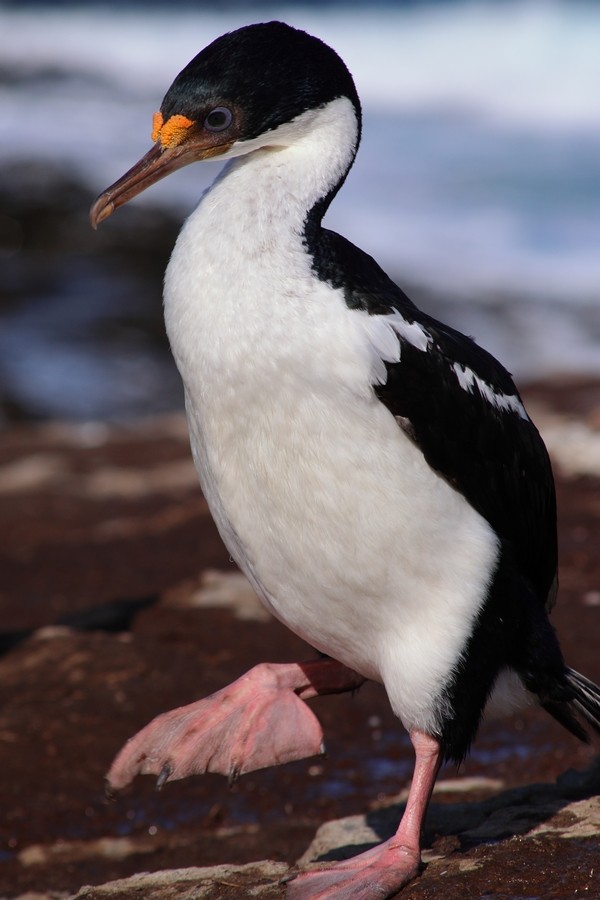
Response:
[542,668,600,743]
[565,668,600,735]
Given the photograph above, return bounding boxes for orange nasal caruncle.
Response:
[151,111,195,147]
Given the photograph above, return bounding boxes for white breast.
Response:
[163,99,500,735]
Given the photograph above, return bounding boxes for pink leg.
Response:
[107,659,365,791]
[286,729,441,899]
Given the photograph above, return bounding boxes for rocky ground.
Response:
[0,379,599,898]
[1,149,600,900]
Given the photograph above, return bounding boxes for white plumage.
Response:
[164,98,499,735]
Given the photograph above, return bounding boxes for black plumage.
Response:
[303,211,598,763]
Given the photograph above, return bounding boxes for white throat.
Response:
[163,96,363,388]
[214,95,360,230]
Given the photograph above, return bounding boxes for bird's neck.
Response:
[163,97,362,391]
[194,96,359,254]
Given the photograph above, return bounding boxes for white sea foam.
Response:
[2,2,599,129]
[1,1,599,377]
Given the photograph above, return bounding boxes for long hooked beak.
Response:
[90,129,234,228]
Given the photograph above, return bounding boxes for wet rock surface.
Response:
[1,381,599,898]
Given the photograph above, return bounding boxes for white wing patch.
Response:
[360,309,526,423]
[364,309,432,386]
[452,362,528,420]
[388,312,432,353]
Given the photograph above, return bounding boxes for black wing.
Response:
[314,230,558,607]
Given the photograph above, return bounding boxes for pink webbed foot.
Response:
[107,659,365,791]
[107,663,322,790]
[286,729,442,899]
[286,838,420,899]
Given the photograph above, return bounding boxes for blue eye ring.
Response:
[204,107,233,132]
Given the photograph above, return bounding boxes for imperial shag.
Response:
[90,22,600,899]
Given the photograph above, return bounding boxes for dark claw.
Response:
[156,762,173,791]
[104,777,117,801]
[228,765,240,788]
[280,869,301,885]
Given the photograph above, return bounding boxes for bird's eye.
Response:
[204,107,233,132]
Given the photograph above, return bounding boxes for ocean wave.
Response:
[2,1,599,128]
[1,1,599,340]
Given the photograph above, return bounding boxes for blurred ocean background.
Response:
[1,0,599,422]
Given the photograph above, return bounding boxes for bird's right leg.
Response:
[286,729,442,899]
[107,659,365,791]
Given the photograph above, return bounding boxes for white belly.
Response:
[182,372,498,734]
[162,153,499,734]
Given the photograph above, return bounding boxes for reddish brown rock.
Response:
[0,381,599,898]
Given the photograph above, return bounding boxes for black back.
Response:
[307,227,558,605]
[305,226,564,761]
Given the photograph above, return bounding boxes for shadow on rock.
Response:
[300,759,600,864]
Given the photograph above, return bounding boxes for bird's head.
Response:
[90,21,360,228]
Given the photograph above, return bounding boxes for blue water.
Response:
[1,0,599,419]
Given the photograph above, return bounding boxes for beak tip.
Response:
[89,197,114,230]
[88,138,198,231]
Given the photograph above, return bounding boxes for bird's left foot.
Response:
[285,838,421,899]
